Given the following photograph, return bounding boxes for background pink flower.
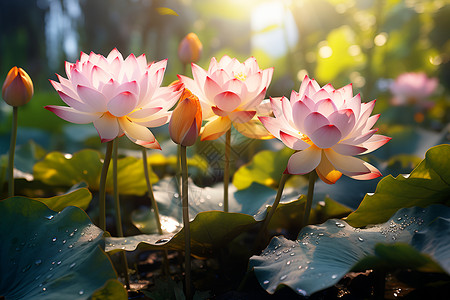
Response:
[260,76,391,184]
[178,55,273,140]
[46,49,181,149]
[390,72,438,107]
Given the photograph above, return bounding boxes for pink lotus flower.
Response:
[260,76,391,184]
[46,49,181,149]
[390,72,438,107]
[178,55,273,140]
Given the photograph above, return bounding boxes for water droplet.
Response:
[173,193,179,198]
[263,280,270,285]
[318,233,324,236]
[332,274,338,279]
[397,217,402,221]
[298,265,302,269]
[286,261,291,265]
[45,215,54,220]
[358,237,364,242]
[68,244,73,249]
[69,262,76,269]
[280,275,287,280]
[88,238,93,242]
[290,253,295,256]
[42,287,47,292]
[35,259,42,266]
[74,228,78,232]
[57,261,62,265]
[69,232,75,237]
[78,290,84,295]
[62,240,67,244]
[52,238,57,242]
[218,203,223,207]
[335,222,345,228]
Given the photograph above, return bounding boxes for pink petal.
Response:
[310,89,331,102]
[118,117,157,145]
[345,128,378,145]
[258,116,282,139]
[204,76,223,101]
[280,131,310,150]
[298,75,311,95]
[309,124,342,149]
[314,98,338,117]
[90,65,110,88]
[324,149,371,176]
[200,116,231,141]
[243,72,263,94]
[212,106,229,117]
[107,92,138,117]
[45,105,100,124]
[262,67,274,88]
[177,74,207,104]
[337,83,353,99]
[349,162,381,180]
[240,87,266,111]
[344,93,361,119]
[106,48,123,63]
[128,107,162,119]
[70,69,91,88]
[114,81,139,97]
[328,109,356,138]
[77,85,107,112]
[360,134,391,154]
[229,110,256,124]
[292,100,311,133]
[57,91,90,112]
[133,112,171,127]
[214,91,241,112]
[224,78,243,95]
[93,113,119,142]
[191,63,208,86]
[286,146,321,175]
[332,143,367,156]
[303,112,329,137]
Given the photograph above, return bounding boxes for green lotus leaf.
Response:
[0,197,125,300]
[90,279,128,300]
[33,149,158,196]
[113,179,350,257]
[33,186,92,211]
[232,148,293,190]
[250,205,450,296]
[346,144,450,227]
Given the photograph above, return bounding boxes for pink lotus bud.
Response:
[178,33,203,65]
[169,90,202,146]
[2,67,34,107]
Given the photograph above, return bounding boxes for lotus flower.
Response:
[178,55,273,140]
[178,33,203,65]
[169,88,202,147]
[390,72,438,107]
[260,76,391,184]
[46,49,181,149]
[2,66,34,107]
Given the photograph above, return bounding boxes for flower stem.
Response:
[8,106,18,197]
[142,148,170,275]
[254,172,289,252]
[99,140,114,232]
[223,129,231,212]
[142,149,163,235]
[113,141,130,289]
[180,145,192,300]
[303,170,318,228]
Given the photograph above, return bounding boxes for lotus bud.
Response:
[169,91,202,147]
[2,67,34,107]
[178,33,202,65]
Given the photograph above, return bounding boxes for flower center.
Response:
[234,72,246,81]
[299,132,312,144]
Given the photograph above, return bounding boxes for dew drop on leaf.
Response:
[280,275,287,280]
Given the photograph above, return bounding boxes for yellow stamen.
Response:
[234,72,246,81]
[299,132,312,144]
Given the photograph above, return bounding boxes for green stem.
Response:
[176,144,181,193]
[254,172,289,252]
[302,170,318,228]
[142,148,170,275]
[180,145,192,300]
[99,140,114,232]
[223,129,231,213]
[8,106,18,197]
[113,141,130,289]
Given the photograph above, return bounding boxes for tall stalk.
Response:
[254,172,289,251]
[302,170,318,228]
[7,106,18,197]
[180,145,192,300]
[98,141,114,231]
[142,148,170,275]
[113,141,130,289]
[223,129,231,212]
